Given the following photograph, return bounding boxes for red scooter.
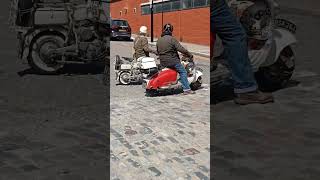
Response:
[142,56,203,96]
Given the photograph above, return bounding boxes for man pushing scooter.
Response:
[156,24,196,95]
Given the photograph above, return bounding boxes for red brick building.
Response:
[110,0,210,46]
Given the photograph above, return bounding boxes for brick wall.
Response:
[110,0,210,46]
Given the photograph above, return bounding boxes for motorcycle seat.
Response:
[122,57,134,62]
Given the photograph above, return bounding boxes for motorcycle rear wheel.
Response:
[119,71,131,85]
[29,35,65,74]
[255,46,295,92]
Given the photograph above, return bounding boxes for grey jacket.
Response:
[156,35,193,67]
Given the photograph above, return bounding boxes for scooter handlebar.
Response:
[181,54,194,62]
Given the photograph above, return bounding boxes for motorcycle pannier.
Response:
[34,8,68,25]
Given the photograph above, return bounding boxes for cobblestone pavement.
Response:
[110,41,211,179]
[0,2,107,179]
[212,5,320,180]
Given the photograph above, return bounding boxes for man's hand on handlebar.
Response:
[181,54,194,62]
[189,55,194,62]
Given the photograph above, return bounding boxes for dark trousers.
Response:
[211,0,257,93]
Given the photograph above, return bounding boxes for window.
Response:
[171,0,181,11]
[162,2,171,12]
[141,5,150,15]
[154,4,162,13]
[119,11,122,16]
[182,0,192,9]
[133,8,137,14]
[141,0,209,15]
[194,0,207,7]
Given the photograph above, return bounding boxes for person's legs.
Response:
[211,0,257,93]
[173,63,192,92]
[211,0,273,104]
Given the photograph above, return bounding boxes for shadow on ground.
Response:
[111,38,133,42]
[211,79,300,104]
[17,64,105,77]
[145,87,206,97]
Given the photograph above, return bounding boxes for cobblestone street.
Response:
[110,41,210,179]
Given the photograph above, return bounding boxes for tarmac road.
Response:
[213,2,320,180]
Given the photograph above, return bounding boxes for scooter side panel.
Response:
[249,28,297,71]
[147,69,177,89]
[249,42,273,72]
[260,28,297,67]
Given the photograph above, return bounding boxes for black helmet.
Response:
[163,23,173,33]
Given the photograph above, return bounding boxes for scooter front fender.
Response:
[195,70,203,82]
[260,28,297,68]
[188,69,203,84]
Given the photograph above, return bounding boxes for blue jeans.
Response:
[169,63,191,91]
[211,0,257,93]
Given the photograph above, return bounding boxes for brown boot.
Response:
[234,91,274,105]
